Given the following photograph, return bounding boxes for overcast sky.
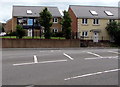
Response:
[0,0,120,23]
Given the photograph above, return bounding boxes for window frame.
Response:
[27,10,32,15]
[109,19,115,23]
[27,19,33,26]
[89,10,98,16]
[82,31,88,37]
[93,19,99,25]
[53,29,58,33]
[104,11,113,16]
[53,18,58,23]
[82,18,88,25]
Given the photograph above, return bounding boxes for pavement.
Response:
[2,48,120,86]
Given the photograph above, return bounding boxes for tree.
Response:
[39,8,52,39]
[0,23,2,33]
[16,25,26,39]
[2,27,5,32]
[61,10,72,39]
[106,21,120,45]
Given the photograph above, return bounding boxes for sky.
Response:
[0,0,120,23]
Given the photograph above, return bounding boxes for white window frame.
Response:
[53,29,58,33]
[104,11,113,16]
[27,10,32,15]
[93,19,99,25]
[82,18,88,25]
[28,29,32,37]
[53,18,58,23]
[108,19,115,23]
[82,31,88,37]
[89,10,98,16]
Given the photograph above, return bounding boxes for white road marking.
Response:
[87,52,103,58]
[63,53,74,60]
[13,62,35,66]
[108,51,120,54]
[39,51,46,52]
[64,69,120,81]
[51,50,54,52]
[34,55,38,63]
[13,59,67,66]
[85,56,118,60]
[40,50,61,53]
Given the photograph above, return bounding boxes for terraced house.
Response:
[68,5,118,42]
[7,6,62,36]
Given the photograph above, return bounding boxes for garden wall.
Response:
[2,39,80,48]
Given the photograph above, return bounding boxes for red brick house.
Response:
[5,6,62,36]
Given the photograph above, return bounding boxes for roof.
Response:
[13,6,62,17]
[69,5,118,19]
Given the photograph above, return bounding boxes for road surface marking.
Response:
[40,51,46,52]
[64,69,120,81]
[51,50,54,52]
[63,53,74,60]
[108,51,120,54]
[85,56,118,60]
[13,59,67,66]
[34,55,38,63]
[87,52,103,58]
[25,84,34,87]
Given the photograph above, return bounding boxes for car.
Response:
[0,32,6,36]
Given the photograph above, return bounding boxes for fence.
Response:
[2,38,80,48]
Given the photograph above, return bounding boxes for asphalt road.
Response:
[2,48,120,86]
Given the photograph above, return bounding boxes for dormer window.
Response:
[27,10,32,15]
[89,10,98,16]
[104,11,113,16]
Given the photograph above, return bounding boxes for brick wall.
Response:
[2,39,80,48]
[51,17,62,32]
[68,7,77,34]
[4,19,12,33]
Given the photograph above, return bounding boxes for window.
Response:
[27,19,33,25]
[17,18,23,25]
[82,19,88,24]
[27,10,32,15]
[53,29,58,33]
[89,10,98,16]
[53,18,58,23]
[109,19,115,23]
[82,31,88,37]
[104,11,113,16]
[93,19,99,25]
[17,18,34,26]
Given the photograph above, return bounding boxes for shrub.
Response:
[16,25,26,39]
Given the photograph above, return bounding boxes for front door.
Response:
[93,32,99,42]
[28,29,32,37]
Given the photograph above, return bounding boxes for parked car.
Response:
[0,32,6,36]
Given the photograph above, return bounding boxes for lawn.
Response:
[0,36,65,39]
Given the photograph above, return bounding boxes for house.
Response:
[6,6,62,36]
[68,5,118,42]
[4,19,12,33]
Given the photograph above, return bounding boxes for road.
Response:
[2,48,120,86]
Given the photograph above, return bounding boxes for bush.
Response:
[16,25,26,39]
[51,32,64,37]
[6,31,16,36]
[106,21,120,46]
